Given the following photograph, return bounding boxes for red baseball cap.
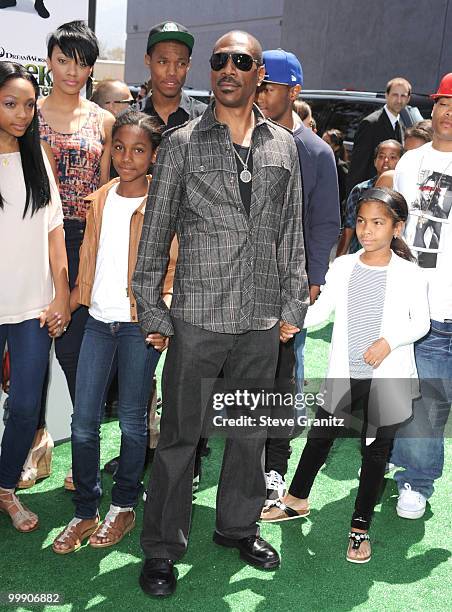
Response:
[431,73,452,99]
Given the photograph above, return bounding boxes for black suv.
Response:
[299,90,433,146]
[179,88,434,149]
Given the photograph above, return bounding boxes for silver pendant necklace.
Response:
[213,106,253,183]
[233,144,252,183]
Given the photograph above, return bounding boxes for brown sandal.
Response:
[17,429,54,489]
[89,506,135,548]
[52,516,99,554]
[0,487,39,532]
[64,468,76,492]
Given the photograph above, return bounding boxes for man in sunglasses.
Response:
[134,30,309,597]
[256,50,340,511]
[143,21,206,129]
[91,79,135,117]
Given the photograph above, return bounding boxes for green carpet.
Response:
[2,323,451,612]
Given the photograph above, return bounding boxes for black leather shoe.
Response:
[139,558,176,597]
[103,456,120,475]
[213,531,280,569]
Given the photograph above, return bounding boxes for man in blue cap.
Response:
[256,50,340,508]
[256,49,303,129]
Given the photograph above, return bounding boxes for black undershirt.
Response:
[233,143,253,216]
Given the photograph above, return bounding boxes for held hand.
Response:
[279,320,300,343]
[145,333,169,352]
[44,311,62,337]
[39,296,71,338]
[363,338,391,368]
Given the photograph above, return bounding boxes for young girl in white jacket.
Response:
[262,187,430,564]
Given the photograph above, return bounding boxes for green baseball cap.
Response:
[147,21,194,54]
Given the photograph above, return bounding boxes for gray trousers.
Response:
[140,317,280,561]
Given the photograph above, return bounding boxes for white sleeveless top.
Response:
[0,148,63,324]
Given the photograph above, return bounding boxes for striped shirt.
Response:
[132,102,309,336]
[347,260,387,378]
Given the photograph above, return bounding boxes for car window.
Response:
[297,92,433,151]
[322,102,382,141]
[416,103,434,119]
[301,99,330,132]
[301,98,382,141]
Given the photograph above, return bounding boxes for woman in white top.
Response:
[0,62,69,532]
[263,188,430,565]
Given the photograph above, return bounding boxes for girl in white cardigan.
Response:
[262,187,430,564]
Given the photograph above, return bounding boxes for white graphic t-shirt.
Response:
[394,142,452,321]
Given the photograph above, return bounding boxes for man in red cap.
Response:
[390,73,452,519]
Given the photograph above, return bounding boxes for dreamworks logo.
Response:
[0,47,45,62]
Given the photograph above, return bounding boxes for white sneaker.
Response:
[192,474,200,493]
[265,470,286,506]
[396,483,427,519]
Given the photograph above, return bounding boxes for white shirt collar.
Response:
[384,104,399,127]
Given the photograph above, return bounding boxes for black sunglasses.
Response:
[106,99,135,106]
[210,52,260,72]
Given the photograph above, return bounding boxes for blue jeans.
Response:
[71,316,160,518]
[392,320,452,498]
[0,319,51,488]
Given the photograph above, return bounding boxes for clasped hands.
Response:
[38,297,71,338]
[145,333,169,352]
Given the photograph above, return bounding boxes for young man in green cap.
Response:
[105,22,208,485]
[143,21,206,129]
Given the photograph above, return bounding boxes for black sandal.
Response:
[346,531,371,564]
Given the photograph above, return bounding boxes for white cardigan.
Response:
[304,250,431,426]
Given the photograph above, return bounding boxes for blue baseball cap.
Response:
[263,49,303,87]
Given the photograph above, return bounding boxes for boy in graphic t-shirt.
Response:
[391,73,452,520]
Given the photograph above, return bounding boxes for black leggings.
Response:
[264,337,295,475]
[289,379,399,531]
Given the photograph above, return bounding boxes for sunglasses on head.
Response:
[210,52,260,72]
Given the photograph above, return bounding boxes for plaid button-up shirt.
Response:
[132,102,309,336]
